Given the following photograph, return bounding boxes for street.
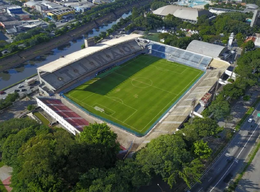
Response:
[192,104,260,192]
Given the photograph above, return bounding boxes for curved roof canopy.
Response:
[186,40,225,58]
[153,5,212,22]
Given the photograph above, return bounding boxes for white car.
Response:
[248,118,253,123]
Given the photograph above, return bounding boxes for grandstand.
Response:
[37,34,144,94]
[146,40,212,71]
[36,97,89,135]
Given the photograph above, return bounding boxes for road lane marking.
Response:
[208,177,212,181]
[209,124,259,192]
[198,187,203,192]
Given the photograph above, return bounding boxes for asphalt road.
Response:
[192,104,260,192]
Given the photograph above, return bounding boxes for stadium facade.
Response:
[36,34,229,146]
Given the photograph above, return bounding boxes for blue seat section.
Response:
[41,40,143,90]
[149,41,212,71]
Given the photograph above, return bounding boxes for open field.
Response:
[66,55,203,135]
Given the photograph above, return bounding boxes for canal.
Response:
[0,12,131,90]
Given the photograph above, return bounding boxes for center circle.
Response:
[131,78,152,88]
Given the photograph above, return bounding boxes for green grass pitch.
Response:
[66,55,204,135]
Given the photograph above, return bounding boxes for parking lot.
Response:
[0,77,39,100]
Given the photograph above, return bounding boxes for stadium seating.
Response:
[148,41,212,71]
[41,40,143,90]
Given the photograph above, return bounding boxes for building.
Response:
[47,8,75,20]
[7,6,23,16]
[186,40,227,58]
[153,5,212,23]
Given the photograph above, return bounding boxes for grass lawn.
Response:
[34,112,49,126]
[67,55,203,135]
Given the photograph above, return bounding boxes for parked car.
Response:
[21,89,27,92]
[14,89,20,92]
[0,91,5,95]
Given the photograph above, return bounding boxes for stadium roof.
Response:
[186,40,226,58]
[38,34,142,73]
[153,5,212,22]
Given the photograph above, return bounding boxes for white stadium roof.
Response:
[186,40,226,58]
[153,5,212,22]
[37,34,142,73]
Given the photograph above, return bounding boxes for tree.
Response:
[76,123,120,167]
[208,100,230,120]
[193,140,212,159]
[243,40,255,51]
[0,118,39,152]
[11,131,78,192]
[2,126,51,167]
[183,118,222,140]
[135,134,191,187]
[77,159,151,191]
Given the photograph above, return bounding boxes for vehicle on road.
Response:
[248,118,253,123]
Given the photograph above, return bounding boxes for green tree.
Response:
[2,126,51,167]
[208,100,230,120]
[135,134,191,187]
[193,140,212,159]
[76,123,120,167]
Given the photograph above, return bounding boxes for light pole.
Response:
[157,183,164,192]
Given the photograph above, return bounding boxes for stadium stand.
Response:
[37,34,144,93]
[36,97,89,134]
[146,40,212,71]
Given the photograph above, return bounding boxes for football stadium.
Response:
[37,34,229,145]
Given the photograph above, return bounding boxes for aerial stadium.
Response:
[36,34,229,148]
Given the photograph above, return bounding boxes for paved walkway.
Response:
[0,166,13,192]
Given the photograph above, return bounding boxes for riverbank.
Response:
[0,0,151,73]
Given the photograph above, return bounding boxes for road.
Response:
[192,104,260,192]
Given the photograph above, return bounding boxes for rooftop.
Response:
[186,40,226,58]
[38,34,143,73]
[153,5,212,21]
[38,97,89,131]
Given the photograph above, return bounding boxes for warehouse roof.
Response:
[186,40,226,58]
[153,5,212,22]
[37,34,142,73]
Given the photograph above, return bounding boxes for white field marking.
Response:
[106,96,124,104]
[73,97,140,131]
[131,77,153,89]
[175,72,203,97]
[209,124,259,192]
[140,95,178,132]
[92,103,115,116]
[114,71,177,96]
[81,93,95,102]
[105,95,137,111]
[123,110,138,123]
